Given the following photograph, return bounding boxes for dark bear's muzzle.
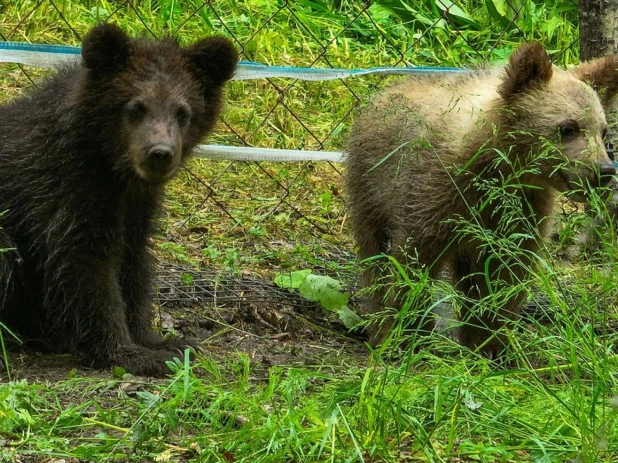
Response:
[146,143,175,174]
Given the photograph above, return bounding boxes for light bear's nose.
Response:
[599,161,616,185]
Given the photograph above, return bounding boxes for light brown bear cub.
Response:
[346,42,618,356]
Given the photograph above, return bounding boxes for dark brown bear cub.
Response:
[0,24,238,376]
[346,42,618,356]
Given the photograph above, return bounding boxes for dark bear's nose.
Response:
[599,161,616,185]
[147,144,174,171]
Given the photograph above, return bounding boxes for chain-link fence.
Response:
[0,1,580,301]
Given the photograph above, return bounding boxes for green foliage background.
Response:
[4,2,618,463]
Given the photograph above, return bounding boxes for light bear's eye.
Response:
[559,120,579,138]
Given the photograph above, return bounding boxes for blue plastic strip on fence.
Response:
[0,41,82,54]
[0,41,467,80]
[234,62,465,80]
[0,41,82,67]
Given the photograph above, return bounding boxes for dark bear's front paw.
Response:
[132,329,165,348]
[108,345,191,377]
[159,337,200,357]
[131,329,198,356]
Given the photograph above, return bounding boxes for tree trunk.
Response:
[579,0,618,260]
[580,0,618,60]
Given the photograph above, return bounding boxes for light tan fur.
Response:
[346,43,618,355]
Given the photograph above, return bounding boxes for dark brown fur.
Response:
[0,24,238,376]
[346,43,617,355]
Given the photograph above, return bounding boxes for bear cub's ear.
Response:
[82,23,132,73]
[183,36,239,85]
[574,56,618,108]
[499,42,553,100]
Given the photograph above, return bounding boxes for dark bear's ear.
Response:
[82,23,132,72]
[574,56,618,108]
[498,42,553,100]
[184,36,239,85]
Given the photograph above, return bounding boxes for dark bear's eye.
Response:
[175,105,191,128]
[125,99,147,122]
[559,120,579,138]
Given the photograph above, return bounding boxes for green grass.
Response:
[3,1,618,462]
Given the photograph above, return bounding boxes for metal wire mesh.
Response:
[156,263,322,308]
[0,0,581,306]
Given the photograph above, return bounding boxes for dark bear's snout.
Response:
[147,143,175,172]
[127,115,185,183]
[136,139,181,183]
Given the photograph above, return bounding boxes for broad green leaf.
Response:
[136,391,159,408]
[485,0,519,26]
[274,269,312,290]
[367,3,392,23]
[488,0,507,16]
[299,274,349,310]
[336,306,363,329]
[435,0,478,27]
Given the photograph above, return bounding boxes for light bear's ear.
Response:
[82,23,132,73]
[574,56,618,108]
[498,42,553,100]
[183,36,238,86]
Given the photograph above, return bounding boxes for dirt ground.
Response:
[3,271,368,383]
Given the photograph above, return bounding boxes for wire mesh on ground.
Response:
[155,262,564,328]
[0,0,580,305]
[157,263,321,309]
[156,254,357,309]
